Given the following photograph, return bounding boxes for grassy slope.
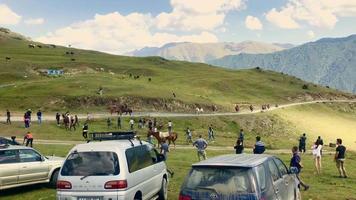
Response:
[274,102,356,151]
[0,30,349,112]
[1,145,355,200]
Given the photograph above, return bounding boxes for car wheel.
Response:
[158,178,168,200]
[134,192,142,200]
[49,170,59,188]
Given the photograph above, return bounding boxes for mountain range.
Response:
[209,35,356,93]
[126,41,291,63]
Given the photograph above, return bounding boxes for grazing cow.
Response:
[5,57,11,61]
[70,51,74,55]
[37,45,42,48]
[65,52,70,55]
[196,107,204,114]
[148,77,152,82]
[71,58,76,61]
[249,105,254,112]
[212,105,217,112]
[235,105,240,112]
[28,44,35,48]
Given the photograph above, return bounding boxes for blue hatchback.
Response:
[179,154,300,200]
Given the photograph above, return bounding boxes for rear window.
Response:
[183,167,254,194]
[61,151,119,176]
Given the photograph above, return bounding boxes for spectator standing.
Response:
[153,118,157,128]
[316,136,324,155]
[253,136,265,154]
[117,116,121,129]
[107,118,112,129]
[208,125,215,142]
[148,119,153,131]
[290,146,309,191]
[299,133,307,153]
[186,127,192,144]
[37,110,42,124]
[6,109,11,124]
[193,135,208,161]
[138,118,143,129]
[335,139,347,178]
[239,129,244,145]
[168,120,173,133]
[74,115,79,126]
[312,141,322,175]
[129,118,134,130]
[56,113,61,126]
[234,139,244,154]
[70,116,76,131]
[82,122,89,139]
[23,131,33,147]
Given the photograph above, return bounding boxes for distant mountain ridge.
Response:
[209,34,356,93]
[126,41,292,63]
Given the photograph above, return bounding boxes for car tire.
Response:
[158,178,168,200]
[49,170,59,188]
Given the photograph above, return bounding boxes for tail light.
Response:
[179,194,192,200]
[104,180,127,189]
[57,180,72,189]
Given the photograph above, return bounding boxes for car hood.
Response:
[46,156,65,161]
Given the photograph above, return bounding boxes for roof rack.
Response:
[88,131,136,142]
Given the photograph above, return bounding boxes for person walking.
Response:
[37,110,42,124]
[299,133,307,153]
[335,138,347,178]
[312,141,322,175]
[70,116,76,131]
[138,118,143,129]
[129,118,134,130]
[56,112,61,126]
[208,125,215,142]
[253,136,265,154]
[193,135,208,161]
[159,139,175,177]
[148,119,153,131]
[24,116,30,128]
[23,131,34,147]
[6,109,11,124]
[117,116,121,129]
[290,146,309,191]
[186,127,192,144]
[74,115,79,126]
[316,136,324,155]
[82,122,89,139]
[234,139,244,154]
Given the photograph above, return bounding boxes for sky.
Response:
[1,0,356,54]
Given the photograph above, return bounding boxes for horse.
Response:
[28,44,35,48]
[147,130,178,148]
[5,57,11,61]
[118,104,133,116]
[196,107,204,114]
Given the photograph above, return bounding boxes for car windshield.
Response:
[183,166,254,194]
[61,151,119,176]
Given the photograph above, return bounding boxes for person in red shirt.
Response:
[23,132,33,147]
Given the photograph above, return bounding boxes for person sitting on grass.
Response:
[253,136,265,154]
[290,146,309,191]
[335,138,347,178]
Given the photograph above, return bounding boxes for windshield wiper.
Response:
[195,186,218,193]
[80,173,108,180]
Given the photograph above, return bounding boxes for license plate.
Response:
[77,197,103,200]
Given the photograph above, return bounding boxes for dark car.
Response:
[179,154,300,200]
[0,137,20,145]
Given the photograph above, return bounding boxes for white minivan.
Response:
[56,132,168,200]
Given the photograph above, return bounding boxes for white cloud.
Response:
[266,0,356,29]
[245,15,263,30]
[307,30,315,38]
[36,12,218,54]
[0,4,21,25]
[24,18,45,25]
[156,0,245,31]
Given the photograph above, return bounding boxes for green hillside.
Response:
[0,28,352,112]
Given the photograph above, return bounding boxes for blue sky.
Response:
[1,0,356,54]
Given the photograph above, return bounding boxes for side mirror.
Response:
[157,154,166,162]
[41,156,46,162]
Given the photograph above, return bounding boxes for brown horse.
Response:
[147,130,178,148]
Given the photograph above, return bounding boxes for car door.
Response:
[0,149,20,187]
[18,149,49,183]
[267,159,287,200]
[274,158,295,200]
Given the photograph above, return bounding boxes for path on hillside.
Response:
[3,99,356,122]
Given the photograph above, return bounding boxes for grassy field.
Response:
[0,29,350,113]
[0,144,355,200]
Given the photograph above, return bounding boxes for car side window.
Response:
[274,158,288,176]
[126,145,155,173]
[256,164,267,191]
[19,149,42,162]
[0,150,19,164]
[268,159,281,182]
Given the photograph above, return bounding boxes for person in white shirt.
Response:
[312,141,322,174]
[129,118,134,130]
[168,120,173,133]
